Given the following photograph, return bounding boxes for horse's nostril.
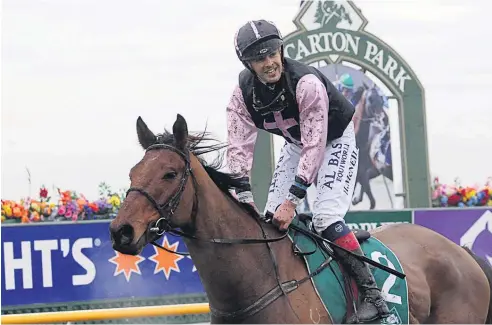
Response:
[118,224,135,246]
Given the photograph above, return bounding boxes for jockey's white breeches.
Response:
[264,121,359,233]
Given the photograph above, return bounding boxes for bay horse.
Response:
[109,114,492,324]
[352,85,393,210]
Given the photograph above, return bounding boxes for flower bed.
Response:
[1,183,125,223]
[3,177,492,223]
[431,177,492,207]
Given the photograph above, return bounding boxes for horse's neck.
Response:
[184,165,281,314]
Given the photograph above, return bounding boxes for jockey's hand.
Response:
[272,200,297,231]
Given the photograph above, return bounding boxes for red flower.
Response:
[39,188,48,198]
[447,194,461,206]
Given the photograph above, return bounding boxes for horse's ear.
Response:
[172,114,188,150]
[136,116,156,150]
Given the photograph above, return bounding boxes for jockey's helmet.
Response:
[234,20,283,65]
[339,73,354,90]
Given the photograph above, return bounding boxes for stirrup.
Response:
[348,292,390,324]
[347,309,389,324]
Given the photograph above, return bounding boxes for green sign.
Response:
[251,1,431,210]
[345,210,412,231]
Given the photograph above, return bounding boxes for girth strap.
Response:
[209,280,299,322]
[209,255,333,322]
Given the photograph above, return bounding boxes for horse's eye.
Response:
[162,171,177,180]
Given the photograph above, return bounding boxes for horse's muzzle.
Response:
[109,223,141,255]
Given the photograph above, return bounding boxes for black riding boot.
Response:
[334,245,390,324]
[321,225,390,324]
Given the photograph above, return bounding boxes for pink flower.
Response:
[58,205,66,215]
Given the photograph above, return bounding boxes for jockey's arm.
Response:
[287,75,329,205]
[226,85,258,203]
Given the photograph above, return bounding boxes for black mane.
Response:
[154,130,260,217]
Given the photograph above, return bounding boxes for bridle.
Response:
[126,143,289,255]
[126,142,198,251]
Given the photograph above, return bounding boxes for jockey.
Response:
[337,73,363,134]
[226,20,390,323]
[337,73,355,103]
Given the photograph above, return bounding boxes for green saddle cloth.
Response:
[287,216,409,324]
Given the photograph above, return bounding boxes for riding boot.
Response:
[321,221,390,324]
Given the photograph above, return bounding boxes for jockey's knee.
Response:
[312,213,346,234]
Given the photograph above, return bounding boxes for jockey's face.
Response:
[249,49,283,84]
[342,88,352,98]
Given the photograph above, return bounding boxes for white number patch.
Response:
[370,251,402,305]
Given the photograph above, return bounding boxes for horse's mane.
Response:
[154,130,261,218]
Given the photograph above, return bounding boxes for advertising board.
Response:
[1,222,204,306]
[414,209,491,265]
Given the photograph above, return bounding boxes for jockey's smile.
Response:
[249,49,283,84]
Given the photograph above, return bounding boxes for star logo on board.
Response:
[187,255,197,272]
[108,251,145,282]
[148,236,185,279]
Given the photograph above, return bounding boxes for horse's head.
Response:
[109,114,199,255]
[364,86,385,117]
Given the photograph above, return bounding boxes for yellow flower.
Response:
[31,202,41,213]
[3,205,12,217]
[109,195,121,207]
